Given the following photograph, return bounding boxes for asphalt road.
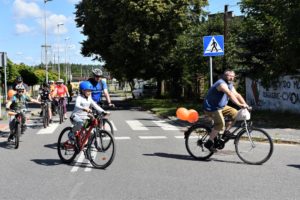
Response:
[0,99,299,200]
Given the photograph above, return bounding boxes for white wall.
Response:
[246,76,300,113]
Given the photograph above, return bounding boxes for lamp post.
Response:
[57,23,64,79]
[44,0,52,83]
[64,37,70,83]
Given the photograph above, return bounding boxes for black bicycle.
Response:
[8,109,29,149]
[56,97,65,124]
[184,108,273,165]
[41,100,49,128]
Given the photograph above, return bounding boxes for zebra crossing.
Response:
[34,119,186,139]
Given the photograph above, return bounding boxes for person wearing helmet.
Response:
[52,79,70,119]
[68,81,108,142]
[37,83,53,123]
[6,84,41,141]
[87,68,114,107]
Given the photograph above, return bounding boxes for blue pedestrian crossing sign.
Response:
[203,35,224,57]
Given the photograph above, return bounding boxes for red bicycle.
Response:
[57,112,115,169]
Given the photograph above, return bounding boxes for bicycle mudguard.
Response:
[184,123,212,139]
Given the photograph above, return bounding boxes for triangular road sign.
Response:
[204,36,223,53]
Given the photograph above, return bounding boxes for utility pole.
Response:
[223,4,229,72]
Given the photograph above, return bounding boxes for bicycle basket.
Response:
[236,109,251,121]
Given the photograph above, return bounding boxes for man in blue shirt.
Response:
[203,69,249,152]
[87,68,114,107]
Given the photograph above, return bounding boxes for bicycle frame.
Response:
[75,117,99,151]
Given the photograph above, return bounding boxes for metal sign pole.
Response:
[210,56,213,87]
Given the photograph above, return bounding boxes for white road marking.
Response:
[153,120,179,131]
[114,136,131,140]
[139,136,167,139]
[36,123,60,134]
[126,120,149,130]
[175,136,184,139]
[70,152,86,173]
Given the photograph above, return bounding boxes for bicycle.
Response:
[55,97,65,124]
[57,111,116,169]
[184,108,274,165]
[41,100,49,128]
[7,109,29,149]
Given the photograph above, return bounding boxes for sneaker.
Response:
[204,140,217,153]
[7,134,14,142]
[49,119,53,124]
[222,130,234,141]
[68,131,75,143]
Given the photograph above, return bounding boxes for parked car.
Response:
[132,84,157,99]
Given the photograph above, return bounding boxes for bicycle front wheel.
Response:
[42,106,47,128]
[59,105,63,124]
[14,123,21,149]
[185,125,214,160]
[87,130,115,169]
[235,127,273,165]
[57,127,78,163]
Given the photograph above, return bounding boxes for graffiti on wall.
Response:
[246,76,300,113]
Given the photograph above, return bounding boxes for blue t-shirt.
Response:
[203,79,233,112]
[88,78,107,103]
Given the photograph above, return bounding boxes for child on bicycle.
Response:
[68,81,109,142]
[6,85,41,141]
[37,82,53,123]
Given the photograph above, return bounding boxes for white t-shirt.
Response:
[72,94,104,119]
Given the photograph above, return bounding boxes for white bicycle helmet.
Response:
[15,84,25,91]
[92,68,103,76]
[57,79,64,83]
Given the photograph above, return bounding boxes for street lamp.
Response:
[57,23,64,79]
[44,0,52,83]
[64,37,70,83]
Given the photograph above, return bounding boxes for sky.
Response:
[0,0,241,66]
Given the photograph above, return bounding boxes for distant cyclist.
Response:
[6,85,40,141]
[37,83,53,123]
[87,68,114,107]
[66,80,73,105]
[52,79,70,119]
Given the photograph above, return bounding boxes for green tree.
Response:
[239,0,300,87]
[75,0,206,94]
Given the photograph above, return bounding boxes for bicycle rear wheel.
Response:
[57,127,78,163]
[87,130,115,169]
[102,118,114,135]
[185,124,214,160]
[42,106,47,128]
[59,105,63,124]
[235,127,273,165]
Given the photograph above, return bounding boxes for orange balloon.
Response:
[176,107,189,121]
[8,89,15,99]
[187,109,199,123]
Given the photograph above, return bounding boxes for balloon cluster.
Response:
[176,107,199,123]
[7,89,15,100]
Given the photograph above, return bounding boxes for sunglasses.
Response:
[18,90,24,93]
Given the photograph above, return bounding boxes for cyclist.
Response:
[37,83,53,123]
[87,68,114,107]
[6,85,40,141]
[68,81,108,142]
[66,80,73,105]
[49,80,56,115]
[52,79,69,119]
[203,69,249,152]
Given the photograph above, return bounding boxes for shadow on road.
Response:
[31,159,61,166]
[287,164,300,170]
[143,152,205,162]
